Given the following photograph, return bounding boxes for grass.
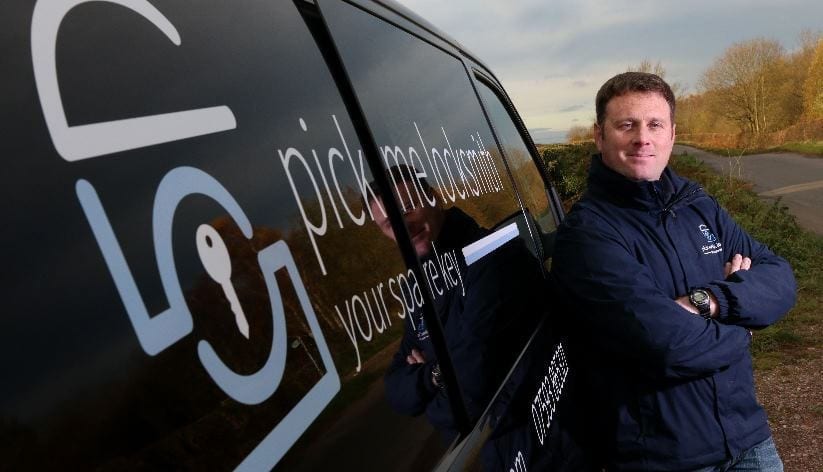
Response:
[542,145,823,371]
[678,140,823,158]
[678,145,768,157]
[776,141,823,156]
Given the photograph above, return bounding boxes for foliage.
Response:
[699,38,786,135]
[565,125,594,144]
[540,142,596,212]
[688,139,823,158]
[627,59,685,98]
[803,39,823,119]
[776,140,823,156]
[677,31,823,150]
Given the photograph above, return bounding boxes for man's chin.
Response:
[414,241,432,257]
[623,165,664,182]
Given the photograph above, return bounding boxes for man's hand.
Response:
[406,349,444,389]
[406,348,426,365]
[675,296,704,315]
[675,293,720,317]
[676,253,751,318]
[725,253,752,278]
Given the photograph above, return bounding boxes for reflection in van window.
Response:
[476,79,558,260]
[368,165,544,444]
[321,1,550,445]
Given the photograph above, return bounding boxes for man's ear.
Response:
[594,123,603,152]
[672,122,676,141]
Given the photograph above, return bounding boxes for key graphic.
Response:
[196,224,250,339]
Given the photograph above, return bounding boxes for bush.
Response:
[541,143,596,212]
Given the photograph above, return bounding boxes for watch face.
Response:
[693,291,708,303]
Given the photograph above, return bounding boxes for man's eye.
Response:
[650,121,663,129]
[618,123,632,130]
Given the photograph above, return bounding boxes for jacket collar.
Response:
[586,154,695,211]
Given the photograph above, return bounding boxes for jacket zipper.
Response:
[656,185,703,219]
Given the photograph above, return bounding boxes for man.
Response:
[551,72,796,471]
[371,165,543,443]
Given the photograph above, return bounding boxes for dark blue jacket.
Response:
[551,155,796,471]
[384,208,542,441]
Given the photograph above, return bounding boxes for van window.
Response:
[319,0,548,445]
[5,1,441,470]
[475,78,559,261]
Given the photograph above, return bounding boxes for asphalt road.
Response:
[673,145,823,236]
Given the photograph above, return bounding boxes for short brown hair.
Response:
[595,72,675,127]
[366,165,432,203]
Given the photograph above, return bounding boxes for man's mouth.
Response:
[412,232,428,245]
[409,226,428,243]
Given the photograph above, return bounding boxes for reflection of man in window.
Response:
[369,165,543,442]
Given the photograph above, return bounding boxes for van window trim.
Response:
[471,69,566,224]
[311,0,478,435]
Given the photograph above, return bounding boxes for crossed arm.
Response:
[680,204,797,329]
[674,253,751,317]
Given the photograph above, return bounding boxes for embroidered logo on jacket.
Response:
[699,224,722,254]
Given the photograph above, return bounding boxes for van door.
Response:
[317,0,552,459]
[4,1,448,470]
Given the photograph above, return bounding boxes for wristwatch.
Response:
[431,363,445,390]
[688,288,712,319]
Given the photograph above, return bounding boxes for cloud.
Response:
[558,104,584,113]
[398,0,823,132]
[543,73,566,80]
[528,128,568,144]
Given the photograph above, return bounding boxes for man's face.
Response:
[595,91,675,182]
[370,185,444,257]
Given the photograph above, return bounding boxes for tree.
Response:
[627,60,684,97]
[699,38,785,135]
[566,124,593,143]
[676,92,736,138]
[803,38,823,119]
[772,31,823,128]
[628,59,667,76]
[798,29,823,62]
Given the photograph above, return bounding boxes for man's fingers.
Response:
[725,254,752,278]
[408,348,426,364]
[731,253,742,272]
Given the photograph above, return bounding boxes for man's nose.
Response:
[404,211,422,227]
[632,125,651,145]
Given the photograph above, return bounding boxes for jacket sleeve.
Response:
[706,203,797,329]
[551,213,752,381]
[383,323,437,416]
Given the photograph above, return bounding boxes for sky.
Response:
[396,0,823,143]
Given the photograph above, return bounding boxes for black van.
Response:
[3,0,575,469]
